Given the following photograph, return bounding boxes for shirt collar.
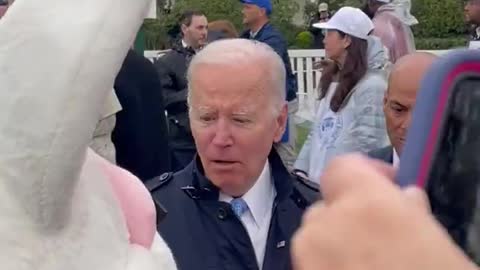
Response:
[475,27,480,39]
[219,160,276,227]
[249,23,268,39]
[393,148,400,168]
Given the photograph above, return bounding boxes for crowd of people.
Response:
[3,0,480,269]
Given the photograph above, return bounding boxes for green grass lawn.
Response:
[295,123,310,154]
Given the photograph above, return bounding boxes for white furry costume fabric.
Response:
[0,0,177,269]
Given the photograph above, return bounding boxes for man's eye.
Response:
[233,118,251,124]
[391,105,405,113]
[200,116,215,122]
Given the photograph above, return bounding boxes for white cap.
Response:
[313,7,373,40]
[318,2,328,12]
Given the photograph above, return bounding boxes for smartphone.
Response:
[396,49,480,263]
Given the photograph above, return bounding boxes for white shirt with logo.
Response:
[308,83,348,181]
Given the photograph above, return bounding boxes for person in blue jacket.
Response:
[239,0,298,171]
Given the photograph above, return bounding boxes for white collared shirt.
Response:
[219,161,276,269]
[249,23,267,39]
[393,148,400,167]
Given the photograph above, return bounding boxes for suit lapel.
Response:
[385,146,394,164]
[262,200,301,270]
[199,200,258,270]
[371,146,394,164]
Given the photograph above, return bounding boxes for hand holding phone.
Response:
[396,49,480,263]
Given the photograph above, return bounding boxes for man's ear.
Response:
[383,90,389,112]
[260,7,268,17]
[181,24,188,36]
[273,103,288,143]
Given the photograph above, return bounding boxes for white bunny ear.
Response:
[0,0,150,230]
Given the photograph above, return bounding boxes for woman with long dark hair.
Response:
[295,7,390,183]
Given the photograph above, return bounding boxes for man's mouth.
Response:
[212,160,236,164]
[210,160,240,168]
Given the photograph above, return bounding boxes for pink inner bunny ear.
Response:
[91,150,156,248]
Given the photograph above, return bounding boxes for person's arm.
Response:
[385,17,413,63]
[372,17,398,63]
[154,57,188,110]
[262,34,287,59]
[294,130,313,176]
[373,15,414,63]
[341,77,389,154]
[262,34,297,99]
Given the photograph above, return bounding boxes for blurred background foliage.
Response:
[144,0,469,50]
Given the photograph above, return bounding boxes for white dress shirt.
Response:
[219,161,276,269]
[393,148,400,167]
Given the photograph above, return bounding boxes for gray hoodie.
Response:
[295,36,390,183]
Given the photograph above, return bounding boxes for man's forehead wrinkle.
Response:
[192,82,268,102]
[232,104,257,115]
[188,60,272,115]
[197,58,269,84]
[192,102,256,114]
[191,104,215,114]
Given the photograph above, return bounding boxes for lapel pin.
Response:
[276,240,286,248]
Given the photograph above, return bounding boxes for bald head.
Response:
[384,52,438,155]
[388,52,437,95]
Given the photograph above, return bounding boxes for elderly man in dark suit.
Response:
[148,39,318,270]
[369,52,437,164]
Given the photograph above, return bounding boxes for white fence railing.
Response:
[145,49,449,121]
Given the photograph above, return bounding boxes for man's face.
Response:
[181,15,208,49]
[242,4,264,26]
[465,0,480,24]
[189,62,287,197]
[319,11,329,22]
[383,75,418,155]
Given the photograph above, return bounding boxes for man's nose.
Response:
[400,113,412,130]
[212,120,233,147]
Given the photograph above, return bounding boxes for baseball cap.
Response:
[240,0,272,15]
[318,2,328,12]
[313,7,373,40]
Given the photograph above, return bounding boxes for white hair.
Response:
[187,38,286,115]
